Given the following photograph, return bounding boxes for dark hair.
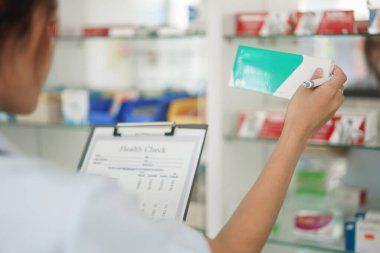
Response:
[364,37,380,71]
[0,0,57,48]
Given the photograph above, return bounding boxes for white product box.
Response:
[346,219,380,253]
[331,186,367,218]
[357,210,380,221]
[325,109,379,145]
[61,89,89,126]
[369,9,380,34]
[292,11,354,35]
[368,0,380,8]
[230,46,334,100]
[236,12,293,36]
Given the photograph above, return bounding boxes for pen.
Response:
[303,75,333,89]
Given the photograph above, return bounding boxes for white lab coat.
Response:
[0,133,210,253]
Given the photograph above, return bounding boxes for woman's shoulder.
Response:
[0,154,121,206]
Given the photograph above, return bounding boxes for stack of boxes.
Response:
[236,10,361,36]
[346,210,380,253]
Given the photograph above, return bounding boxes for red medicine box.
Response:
[82,27,110,37]
[238,110,377,145]
[291,11,355,35]
[317,11,355,34]
[236,12,293,36]
[236,12,268,36]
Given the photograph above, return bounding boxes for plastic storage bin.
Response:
[119,92,190,123]
[168,97,206,124]
[89,94,116,126]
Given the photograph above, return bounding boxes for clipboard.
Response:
[78,122,208,222]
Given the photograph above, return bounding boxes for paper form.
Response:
[80,127,205,221]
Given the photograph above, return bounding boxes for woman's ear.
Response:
[48,16,59,37]
[24,7,49,62]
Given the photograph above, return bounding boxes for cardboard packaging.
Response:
[238,110,285,139]
[236,11,355,36]
[291,11,355,35]
[356,210,380,221]
[237,109,378,145]
[311,110,378,145]
[62,89,89,126]
[82,27,110,37]
[369,9,380,34]
[295,210,343,241]
[236,12,293,36]
[82,26,137,37]
[331,186,368,218]
[291,11,320,35]
[368,0,380,9]
[346,219,380,253]
[230,46,334,99]
[356,20,369,34]
[167,97,206,124]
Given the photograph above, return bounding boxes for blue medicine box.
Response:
[345,218,380,252]
[119,92,190,123]
[345,219,356,252]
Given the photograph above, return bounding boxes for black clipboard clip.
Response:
[113,122,177,137]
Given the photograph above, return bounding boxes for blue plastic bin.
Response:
[89,94,116,126]
[119,92,190,123]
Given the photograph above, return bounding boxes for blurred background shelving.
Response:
[207,1,380,253]
[56,33,206,41]
[0,0,209,233]
[224,33,380,40]
[225,135,380,151]
[2,0,380,252]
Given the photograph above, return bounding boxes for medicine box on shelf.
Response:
[118,92,190,123]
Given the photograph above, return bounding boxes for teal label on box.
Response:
[233,46,304,94]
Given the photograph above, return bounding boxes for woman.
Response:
[0,0,347,252]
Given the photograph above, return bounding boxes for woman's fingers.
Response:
[329,66,347,90]
[311,68,324,80]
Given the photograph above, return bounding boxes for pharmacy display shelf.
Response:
[224,33,380,41]
[267,238,351,253]
[225,135,380,151]
[0,122,91,131]
[56,33,206,42]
